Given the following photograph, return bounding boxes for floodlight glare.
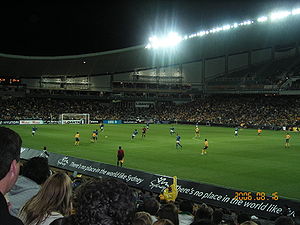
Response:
[292,8,300,15]
[257,16,268,22]
[270,10,291,20]
[222,25,231,30]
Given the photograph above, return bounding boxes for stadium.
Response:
[1,2,300,225]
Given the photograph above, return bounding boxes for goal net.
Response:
[59,113,90,124]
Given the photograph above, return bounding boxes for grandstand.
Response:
[1,5,300,225]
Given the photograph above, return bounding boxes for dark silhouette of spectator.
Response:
[157,203,179,225]
[191,219,214,225]
[275,216,295,225]
[19,172,72,225]
[212,209,223,225]
[194,206,212,222]
[0,127,24,225]
[240,221,258,225]
[237,213,251,224]
[143,197,160,223]
[178,200,194,225]
[8,156,50,216]
[54,178,136,225]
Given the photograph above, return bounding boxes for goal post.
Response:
[59,113,90,124]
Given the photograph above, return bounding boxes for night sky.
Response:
[0,0,298,56]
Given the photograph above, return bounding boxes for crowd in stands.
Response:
[1,94,300,127]
[1,127,300,225]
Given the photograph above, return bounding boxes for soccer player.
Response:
[195,126,200,138]
[95,129,99,141]
[100,123,104,132]
[141,127,147,138]
[201,139,209,155]
[131,129,138,139]
[146,122,150,129]
[117,146,125,167]
[176,134,182,149]
[257,128,262,136]
[234,127,239,136]
[31,127,37,136]
[91,131,97,143]
[170,127,175,135]
[74,132,80,146]
[285,133,291,148]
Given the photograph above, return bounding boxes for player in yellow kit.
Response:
[159,176,178,203]
[195,126,200,138]
[201,139,208,155]
[285,133,291,148]
[74,132,80,146]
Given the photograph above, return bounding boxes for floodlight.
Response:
[233,23,238,28]
[222,25,231,30]
[292,8,300,15]
[257,16,268,22]
[270,10,291,20]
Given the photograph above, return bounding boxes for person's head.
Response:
[205,139,207,141]
[212,209,223,225]
[143,197,160,215]
[237,213,250,224]
[132,211,153,225]
[22,156,50,185]
[191,219,214,225]
[179,200,193,214]
[153,219,175,225]
[20,172,72,225]
[119,146,122,149]
[0,127,22,194]
[194,206,212,221]
[240,221,258,225]
[73,178,136,225]
[275,216,295,225]
[157,203,179,225]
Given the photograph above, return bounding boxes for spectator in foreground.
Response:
[240,221,258,225]
[157,203,179,225]
[143,197,160,223]
[132,211,153,225]
[178,200,194,225]
[212,209,223,225]
[193,206,212,222]
[19,172,72,225]
[153,219,175,225]
[0,127,24,225]
[53,178,136,225]
[8,156,51,216]
[275,216,295,225]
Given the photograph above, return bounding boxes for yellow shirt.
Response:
[162,176,178,202]
[75,133,80,138]
[204,141,208,147]
[286,134,291,139]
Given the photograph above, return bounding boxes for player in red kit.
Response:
[117,146,125,167]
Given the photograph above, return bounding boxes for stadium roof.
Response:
[0,0,298,56]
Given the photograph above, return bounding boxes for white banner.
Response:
[20,120,44,125]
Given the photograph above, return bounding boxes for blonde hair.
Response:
[20,172,72,225]
[240,221,258,225]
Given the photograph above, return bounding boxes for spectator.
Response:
[8,156,50,216]
[194,206,212,222]
[240,221,258,225]
[143,197,160,223]
[178,200,194,225]
[275,216,295,225]
[55,178,136,225]
[0,127,24,225]
[132,211,153,225]
[237,213,251,225]
[212,209,223,225]
[157,203,179,225]
[153,219,175,225]
[19,172,72,225]
[190,219,214,225]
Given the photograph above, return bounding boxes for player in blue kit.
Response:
[131,129,138,139]
[176,134,182,149]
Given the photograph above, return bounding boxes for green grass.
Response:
[7,124,300,201]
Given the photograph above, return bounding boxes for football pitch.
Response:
[8,124,300,201]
